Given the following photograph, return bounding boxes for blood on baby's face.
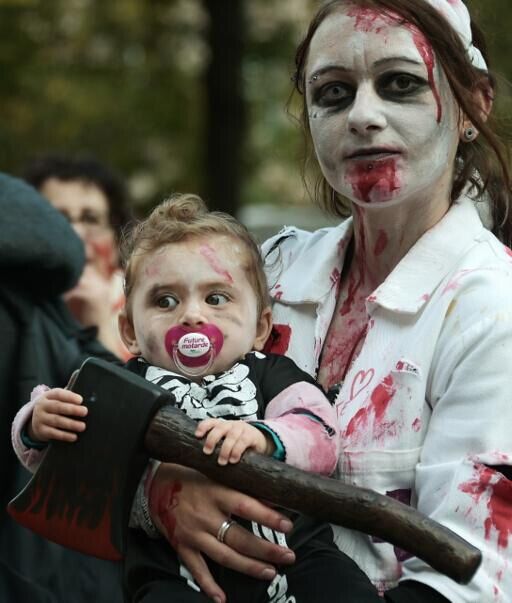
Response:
[305,7,460,210]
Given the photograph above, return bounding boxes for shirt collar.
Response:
[272,196,485,314]
[272,219,353,304]
[367,196,485,315]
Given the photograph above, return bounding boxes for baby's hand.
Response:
[195,419,274,465]
[29,388,88,443]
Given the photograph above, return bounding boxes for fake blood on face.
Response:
[346,158,400,203]
[347,6,399,33]
[411,30,442,123]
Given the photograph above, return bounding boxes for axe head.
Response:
[8,357,169,560]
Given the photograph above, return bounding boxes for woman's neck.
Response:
[351,196,450,290]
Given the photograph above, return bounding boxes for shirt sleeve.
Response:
[129,459,161,537]
[249,353,339,475]
[11,385,50,473]
[401,283,512,601]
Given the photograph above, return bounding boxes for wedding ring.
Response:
[216,519,236,543]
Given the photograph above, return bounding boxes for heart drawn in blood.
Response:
[350,368,375,401]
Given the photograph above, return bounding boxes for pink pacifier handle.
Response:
[165,324,224,374]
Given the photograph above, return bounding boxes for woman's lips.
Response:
[344,148,401,161]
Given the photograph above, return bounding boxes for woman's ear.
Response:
[118,310,141,356]
[253,306,273,351]
[459,78,494,142]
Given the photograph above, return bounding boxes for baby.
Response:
[12,195,375,603]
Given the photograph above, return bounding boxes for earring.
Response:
[463,127,476,142]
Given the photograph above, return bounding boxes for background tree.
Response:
[0,0,510,224]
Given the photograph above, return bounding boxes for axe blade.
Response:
[8,357,168,560]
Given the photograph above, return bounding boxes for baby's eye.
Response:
[206,293,229,306]
[157,295,178,309]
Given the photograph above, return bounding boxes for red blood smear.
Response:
[345,374,396,437]
[411,31,442,123]
[484,476,512,549]
[90,239,117,277]
[374,229,388,256]
[347,159,400,203]
[347,6,398,33]
[153,482,182,544]
[460,465,512,549]
[263,324,291,355]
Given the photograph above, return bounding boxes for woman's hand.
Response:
[28,388,87,443]
[148,463,296,603]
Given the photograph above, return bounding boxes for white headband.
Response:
[426,0,487,71]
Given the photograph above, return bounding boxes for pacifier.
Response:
[164,324,224,377]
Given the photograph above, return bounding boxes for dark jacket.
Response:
[0,173,123,602]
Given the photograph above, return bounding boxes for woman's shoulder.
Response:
[261,219,352,277]
[437,229,512,326]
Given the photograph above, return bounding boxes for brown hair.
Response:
[121,193,270,316]
[293,0,512,246]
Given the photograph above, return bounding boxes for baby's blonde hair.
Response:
[121,194,270,317]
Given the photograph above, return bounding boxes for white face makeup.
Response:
[119,235,270,378]
[305,7,460,210]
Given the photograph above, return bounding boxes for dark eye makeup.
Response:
[310,71,428,110]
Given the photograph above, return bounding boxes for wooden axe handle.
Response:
[146,405,482,585]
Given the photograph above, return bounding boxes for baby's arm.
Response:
[12,385,88,474]
[195,419,275,465]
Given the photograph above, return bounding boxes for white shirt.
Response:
[262,196,512,603]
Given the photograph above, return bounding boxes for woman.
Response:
[137,1,512,601]
[24,154,132,360]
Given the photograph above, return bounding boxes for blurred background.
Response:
[0,0,510,239]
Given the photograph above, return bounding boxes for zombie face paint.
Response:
[40,178,117,277]
[119,235,268,378]
[305,8,459,208]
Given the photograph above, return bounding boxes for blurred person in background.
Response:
[24,154,133,360]
[0,171,123,602]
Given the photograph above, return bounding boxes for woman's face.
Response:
[40,177,118,278]
[305,7,461,209]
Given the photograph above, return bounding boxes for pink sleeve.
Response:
[11,385,49,473]
[258,382,339,475]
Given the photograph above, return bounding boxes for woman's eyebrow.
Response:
[308,56,422,81]
[373,56,423,68]
[308,64,351,81]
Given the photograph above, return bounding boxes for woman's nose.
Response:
[347,84,387,136]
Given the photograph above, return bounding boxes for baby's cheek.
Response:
[144,332,161,357]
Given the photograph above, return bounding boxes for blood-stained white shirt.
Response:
[262,196,512,603]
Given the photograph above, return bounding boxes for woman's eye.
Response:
[315,82,353,107]
[206,293,229,306]
[157,295,178,309]
[381,73,425,97]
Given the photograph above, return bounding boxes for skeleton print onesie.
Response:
[122,351,371,603]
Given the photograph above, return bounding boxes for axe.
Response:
[8,357,481,585]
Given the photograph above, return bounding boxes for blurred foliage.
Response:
[0,0,511,217]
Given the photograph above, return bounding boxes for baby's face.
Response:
[120,234,270,378]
